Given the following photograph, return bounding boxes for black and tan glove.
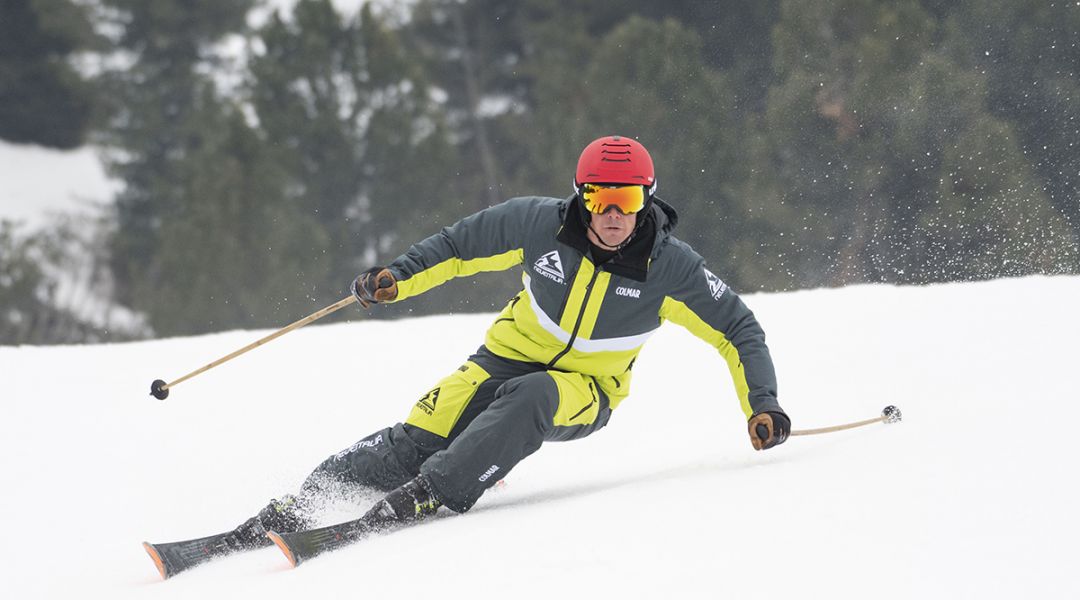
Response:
[748,411,790,451]
[351,267,398,308]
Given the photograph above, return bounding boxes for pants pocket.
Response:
[549,371,602,427]
[404,361,492,438]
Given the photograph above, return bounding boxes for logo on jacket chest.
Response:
[615,286,641,299]
[533,250,565,284]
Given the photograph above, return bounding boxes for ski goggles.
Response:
[579,183,648,215]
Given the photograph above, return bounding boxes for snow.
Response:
[2,275,1079,598]
[0,141,118,228]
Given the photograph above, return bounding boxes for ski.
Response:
[143,531,262,579]
[267,517,376,568]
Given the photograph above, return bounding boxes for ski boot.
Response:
[264,477,443,568]
[224,495,310,550]
[362,475,442,528]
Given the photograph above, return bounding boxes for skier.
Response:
[220,135,790,553]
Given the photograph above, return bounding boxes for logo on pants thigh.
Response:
[416,387,441,416]
[478,464,500,482]
[336,433,384,458]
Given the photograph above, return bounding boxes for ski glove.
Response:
[352,267,398,308]
[748,411,790,451]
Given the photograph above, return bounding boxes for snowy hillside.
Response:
[2,276,1078,599]
[0,141,116,228]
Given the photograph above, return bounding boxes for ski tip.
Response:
[266,531,298,568]
[142,541,169,580]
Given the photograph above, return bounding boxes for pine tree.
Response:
[249,1,466,316]
[0,0,101,148]
[938,1,1080,253]
[755,0,1077,286]
[99,0,337,335]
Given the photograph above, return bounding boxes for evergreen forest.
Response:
[2,0,1078,344]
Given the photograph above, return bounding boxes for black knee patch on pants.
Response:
[302,423,447,495]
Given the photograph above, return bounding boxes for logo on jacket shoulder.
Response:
[703,268,728,301]
[615,286,641,299]
[533,250,565,284]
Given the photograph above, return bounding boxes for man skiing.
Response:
[146,135,790,576]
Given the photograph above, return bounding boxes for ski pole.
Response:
[790,405,902,437]
[149,295,358,400]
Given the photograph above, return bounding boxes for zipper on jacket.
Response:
[547,266,602,369]
[494,294,522,325]
[554,261,581,322]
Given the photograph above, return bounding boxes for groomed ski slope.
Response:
[2,275,1078,599]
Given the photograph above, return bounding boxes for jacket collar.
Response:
[556,195,678,282]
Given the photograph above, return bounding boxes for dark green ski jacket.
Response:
[385,195,781,419]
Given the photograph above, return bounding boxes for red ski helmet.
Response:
[574,135,656,190]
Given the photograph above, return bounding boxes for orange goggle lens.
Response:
[580,184,647,214]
